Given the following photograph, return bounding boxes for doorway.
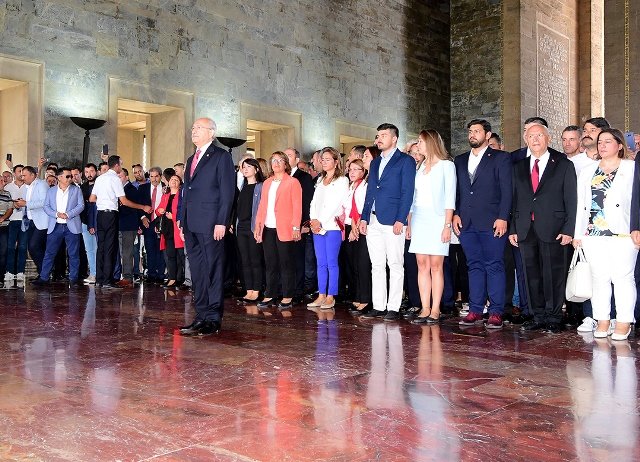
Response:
[246,119,295,160]
[0,78,28,166]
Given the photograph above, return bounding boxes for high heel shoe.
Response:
[593,329,609,338]
[611,328,632,341]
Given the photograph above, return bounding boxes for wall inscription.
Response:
[537,23,570,142]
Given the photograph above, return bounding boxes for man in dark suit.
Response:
[454,119,512,329]
[116,168,140,288]
[178,117,235,336]
[509,124,577,333]
[285,147,316,301]
[359,123,416,321]
[137,167,165,283]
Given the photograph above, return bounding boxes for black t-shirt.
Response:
[80,181,95,224]
[236,183,256,230]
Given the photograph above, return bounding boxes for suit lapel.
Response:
[379,149,402,183]
[190,145,215,181]
[472,149,492,185]
[535,153,557,194]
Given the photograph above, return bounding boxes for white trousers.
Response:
[581,236,638,323]
[366,214,405,312]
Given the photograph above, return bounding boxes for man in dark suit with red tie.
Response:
[509,124,577,333]
[178,117,236,336]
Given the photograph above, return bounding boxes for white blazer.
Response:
[574,159,635,237]
[411,160,456,216]
[310,176,349,231]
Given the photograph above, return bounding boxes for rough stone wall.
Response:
[604,0,639,133]
[450,0,503,155]
[0,0,450,165]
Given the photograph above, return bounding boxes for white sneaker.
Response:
[83,275,96,284]
[577,316,597,332]
[16,272,25,281]
[459,303,469,316]
[4,272,14,281]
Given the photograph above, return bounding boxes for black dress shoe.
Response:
[180,320,207,335]
[69,280,84,288]
[196,321,221,336]
[402,306,422,320]
[412,316,441,325]
[349,304,370,315]
[177,284,192,291]
[383,311,401,322]
[30,279,49,287]
[100,283,123,290]
[521,320,546,331]
[257,298,278,309]
[545,322,564,333]
[360,309,386,319]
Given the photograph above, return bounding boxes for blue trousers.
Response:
[40,224,80,281]
[459,226,507,315]
[5,220,27,274]
[313,230,342,296]
[27,221,48,276]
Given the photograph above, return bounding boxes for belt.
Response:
[98,209,118,213]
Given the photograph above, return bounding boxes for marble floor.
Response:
[0,283,638,462]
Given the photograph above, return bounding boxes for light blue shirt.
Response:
[378,148,396,179]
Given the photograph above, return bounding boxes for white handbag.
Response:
[565,247,592,302]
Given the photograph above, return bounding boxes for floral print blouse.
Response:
[586,166,618,236]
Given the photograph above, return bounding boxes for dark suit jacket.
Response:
[509,151,577,242]
[510,146,564,164]
[361,148,416,225]
[454,147,512,231]
[119,182,142,232]
[630,154,640,232]
[179,142,236,234]
[292,168,314,225]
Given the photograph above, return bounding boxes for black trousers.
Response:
[404,238,420,307]
[262,227,295,298]
[344,225,372,304]
[236,226,264,292]
[96,211,119,285]
[164,236,185,282]
[519,227,567,324]
[184,228,225,323]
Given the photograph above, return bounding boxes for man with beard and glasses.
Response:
[81,163,98,284]
[454,119,512,329]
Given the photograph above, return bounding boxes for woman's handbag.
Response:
[565,247,592,302]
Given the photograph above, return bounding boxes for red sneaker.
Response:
[486,314,504,329]
[459,312,484,325]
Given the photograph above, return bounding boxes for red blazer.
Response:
[156,191,184,250]
[255,174,302,241]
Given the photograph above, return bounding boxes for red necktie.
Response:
[349,180,362,223]
[531,159,539,221]
[190,149,202,177]
[151,185,158,220]
[531,158,540,193]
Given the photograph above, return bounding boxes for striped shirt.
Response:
[0,190,13,227]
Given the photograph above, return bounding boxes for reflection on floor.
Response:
[0,285,638,461]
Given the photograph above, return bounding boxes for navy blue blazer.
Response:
[361,148,416,226]
[454,147,512,231]
[119,182,142,232]
[179,142,236,234]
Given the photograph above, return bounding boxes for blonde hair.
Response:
[419,129,451,162]
[319,147,344,181]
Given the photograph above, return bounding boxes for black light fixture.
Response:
[216,137,246,154]
[70,117,106,166]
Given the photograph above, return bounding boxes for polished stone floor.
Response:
[0,283,638,461]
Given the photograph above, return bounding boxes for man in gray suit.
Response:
[32,167,84,287]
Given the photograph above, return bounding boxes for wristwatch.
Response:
[293,227,300,231]
[444,223,452,228]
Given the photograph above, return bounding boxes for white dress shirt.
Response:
[528,149,550,178]
[192,141,212,172]
[468,146,488,176]
[264,180,280,228]
[56,186,70,224]
[568,152,597,177]
[310,176,349,231]
[5,182,26,221]
[92,169,125,211]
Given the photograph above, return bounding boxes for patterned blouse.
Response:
[586,166,618,236]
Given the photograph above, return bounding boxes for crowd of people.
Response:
[1,115,639,340]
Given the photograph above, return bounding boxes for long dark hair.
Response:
[241,158,266,183]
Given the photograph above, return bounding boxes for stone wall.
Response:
[450,0,503,155]
[0,0,450,166]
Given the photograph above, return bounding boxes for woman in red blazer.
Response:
[254,151,302,310]
[155,174,185,289]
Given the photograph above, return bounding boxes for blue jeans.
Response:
[0,226,8,279]
[40,224,80,281]
[81,223,97,276]
[313,230,342,296]
[5,220,27,274]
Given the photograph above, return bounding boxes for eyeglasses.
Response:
[349,168,364,172]
[271,158,285,164]
[60,175,72,179]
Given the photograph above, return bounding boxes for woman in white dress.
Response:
[407,130,457,324]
